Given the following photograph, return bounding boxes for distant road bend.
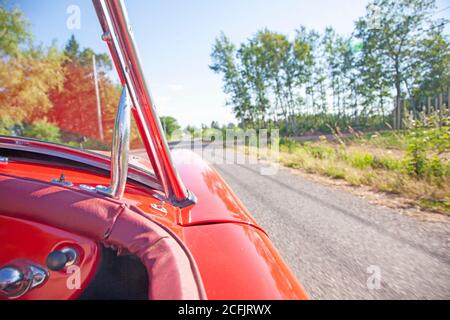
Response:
[133,141,450,299]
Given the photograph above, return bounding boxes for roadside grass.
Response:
[275,131,450,215]
[345,130,409,150]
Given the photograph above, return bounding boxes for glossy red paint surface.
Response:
[172,149,262,229]
[183,223,307,299]
[0,216,99,300]
[0,145,308,299]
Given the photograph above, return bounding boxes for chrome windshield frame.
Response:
[92,0,195,207]
[0,135,162,192]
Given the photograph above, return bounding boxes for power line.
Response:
[428,20,450,31]
[435,5,450,14]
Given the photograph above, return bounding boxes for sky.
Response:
[9,0,450,127]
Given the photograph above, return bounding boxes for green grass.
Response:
[419,199,450,213]
[347,152,375,169]
[278,135,449,215]
[346,131,409,150]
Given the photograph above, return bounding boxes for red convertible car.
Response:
[0,0,307,300]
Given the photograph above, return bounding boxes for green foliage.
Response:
[0,2,30,57]
[415,26,450,97]
[0,116,18,135]
[22,119,61,143]
[355,0,439,104]
[427,156,448,178]
[403,111,450,178]
[349,131,408,150]
[64,34,80,60]
[372,156,402,171]
[279,137,299,152]
[404,135,428,176]
[79,138,110,151]
[211,0,448,135]
[211,29,314,130]
[419,199,450,213]
[64,34,112,70]
[160,116,181,140]
[306,144,336,160]
[325,166,346,179]
[274,108,449,214]
[348,152,375,169]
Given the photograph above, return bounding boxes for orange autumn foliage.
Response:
[45,62,120,143]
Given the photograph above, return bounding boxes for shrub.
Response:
[427,156,449,178]
[80,139,111,151]
[325,166,346,179]
[404,140,427,177]
[348,152,375,169]
[306,144,336,160]
[22,119,61,143]
[0,117,13,135]
[279,137,299,152]
[0,116,23,136]
[372,156,402,171]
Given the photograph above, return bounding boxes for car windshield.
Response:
[0,1,146,160]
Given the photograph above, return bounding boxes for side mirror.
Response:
[97,85,132,199]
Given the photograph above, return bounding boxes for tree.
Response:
[211,29,314,133]
[355,0,438,112]
[64,34,80,60]
[46,59,120,142]
[210,0,448,134]
[237,37,272,126]
[160,116,180,139]
[210,121,220,129]
[304,30,327,115]
[0,3,30,57]
[415,24,450,98]
[22,118,61,143]
[65,34,112,70]
[357,31,391,120]
[45,36,118,142]
[0,4,65,125]
[0,48,65,123]
[210,33,253,126]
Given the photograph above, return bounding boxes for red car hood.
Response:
[170,149,264,232]
[127,147,261,230]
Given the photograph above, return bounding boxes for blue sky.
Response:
[9,0,450,127]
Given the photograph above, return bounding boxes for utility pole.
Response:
[93,55,104,141]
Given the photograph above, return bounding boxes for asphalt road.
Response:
[137,142,450,299]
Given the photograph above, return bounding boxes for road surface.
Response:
[135,142,450,299]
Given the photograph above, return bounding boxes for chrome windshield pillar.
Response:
[97,85,131,199]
